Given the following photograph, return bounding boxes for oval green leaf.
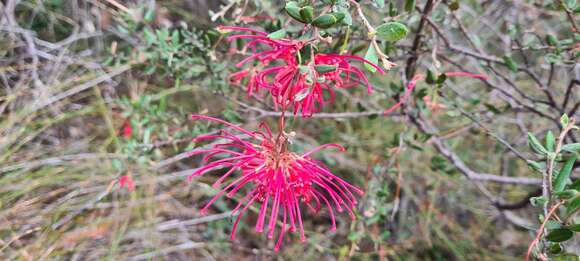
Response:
[363,45,379,73]
[300,6,314,23]
[314,64,337,74]
[312,14,338,28]
[546,229,573,242]
[568,223,580,232]
[554,154,577,192]
[528,132,548,155]
[503,55,518,72]
[267,29,286,40]
[562,143,580,153]
[375,22,409,42]
[546,131,555,152]
[285,1,306,23]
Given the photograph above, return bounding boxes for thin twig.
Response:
[525,201,565,261]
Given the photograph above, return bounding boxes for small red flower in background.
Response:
[121,120,132,138]
[220,26,384,117]
[189,114,362,251]
[118,175,135,191]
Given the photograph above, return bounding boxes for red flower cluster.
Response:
[221,26,384,117]
[189,114,362,251]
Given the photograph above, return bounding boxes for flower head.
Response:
[189,114,363,251]
[121,120,132,138]
[118,175,135,191]
[220,26,384,117]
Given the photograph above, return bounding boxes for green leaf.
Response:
[566,196,580,216]
[430,155,448,171]
[436,74,447,84]
[553,254,580,261]
[560,38,574,45]
[570,180,580,192]
[530,196,547,207]
[347,231,364,241]
[561,113,570,127]
[338,9,352,26]
[404,0,416,12]
[546,130,555,152]
[568,223,580,232]
[171,30,180,46]
[374,0,385,8]
[332,12,346,23]
[549,243,563,254]
[267,29,286,39]
[484,103,501,114]
[565,0,577,9]
[546,229,573,242]
[554,154,577,192]
[143,128,152,144]
[143,28,157,45]
[365,214,381,225]
[562,143,580,153]
[388,1,398,16]
[448,0,460,11]
[527,160,545,173]
[299,6,314,23]
[426,70,436,84]
[545,53,562,64]
[554,189,578,199]
[546,220,563,230]
[144,8,156,23]
[285,1,306,23]
[312,13,341,29]
[503,55,518,72]
[144,65,156,75]
[314,64,337,74]
[546,34,559,46]
[363,45,379,73]
[375,22,409,42]
[528,132,548,155]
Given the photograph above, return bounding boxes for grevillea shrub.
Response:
[189,21,389,250]
[185,39,488,251]
[181,2,488,252]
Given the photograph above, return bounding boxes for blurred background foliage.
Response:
[0,0,579,260]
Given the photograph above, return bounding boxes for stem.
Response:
[274,110,288,170]
[405,0,435,78]
[525,201,565,261]
[538,117,576,258]
[546,118,576,208]
[349,0,395,70]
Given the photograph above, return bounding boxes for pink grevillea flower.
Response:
[268,53,384,117]
[220,25,304,98]
[383,71,488,114]
[219,26,304,68]
[118,175,135,191]
[220,26,384,117]
[120,120,132,138]
[189,114,363,251]
[314,53,384,93]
